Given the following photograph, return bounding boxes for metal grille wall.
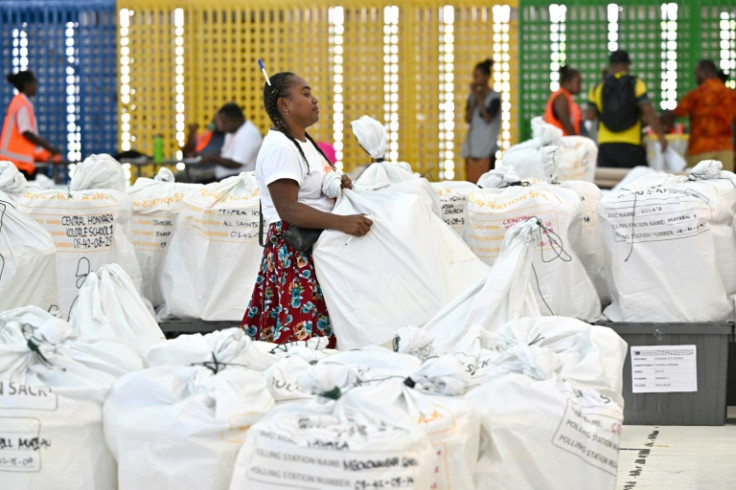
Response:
[118,0,519,180]
[0,0,117,160]
[519,1,736,141]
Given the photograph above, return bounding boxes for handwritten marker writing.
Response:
[258,59,271,86]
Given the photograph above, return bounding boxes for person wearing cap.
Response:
[661,60,736,170]
[587,49,667,168]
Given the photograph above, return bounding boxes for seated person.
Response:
[181,120,225,159]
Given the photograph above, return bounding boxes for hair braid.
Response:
[262,71,334,173]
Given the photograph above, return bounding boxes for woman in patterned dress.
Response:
[241,72,373,347]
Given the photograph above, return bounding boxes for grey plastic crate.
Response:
[606,323,732,426]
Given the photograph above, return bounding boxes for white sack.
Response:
[598,184,733,321]
[465,317,626,490]
[0,306,144,490]
[229,382,435,490]
[70,154,127,193]
[421,219,541,354]
[354,161,442,217]
[313,189,488,349]
[648,143,688,171]
[17,188,142,318]
[128,168,202,306]
[159,173,261,321]
[69,264,164,351]
[431,180,478,235]
[0,161,27,203]
[351,115,388,160]
[465,182,601,321]
[0,200,57,311]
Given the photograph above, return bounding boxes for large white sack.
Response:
[0,306,144,490]
[354,161,442,217]
[128,168,202,306]
[104,327,275,490]
[0,161,27,203]
[465,317,626,490]
[17,188,142,318]
[421,219,541,354]
[0,200,57,311]
[499,117,597,182]
[69,264,164,351]
[229,381,435,490]
[465,182,601,321]
[431,180,478,235]
[313,189,488,349]
[70,153,127,194]
[598,184,733,321]
[159,173,261,321]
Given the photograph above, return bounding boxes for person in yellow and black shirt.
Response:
[587,50,667,168]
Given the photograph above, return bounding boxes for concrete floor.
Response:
[616,408,736,489]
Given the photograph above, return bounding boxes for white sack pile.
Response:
[431,180,479,235]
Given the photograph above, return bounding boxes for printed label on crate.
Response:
[551,401,621,476]
[630,345,697,393]
[0,417,49,473]
[245,430,420,489]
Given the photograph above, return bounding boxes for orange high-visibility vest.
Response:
[544,87,582,136]
[194,131,213,153]
[0,93,36,173]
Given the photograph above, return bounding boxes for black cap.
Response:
[609,49,631,64]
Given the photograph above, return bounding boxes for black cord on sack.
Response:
[624,191,638,263]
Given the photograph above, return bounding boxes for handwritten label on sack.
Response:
[132,214,175,251]
[247,429,419,489]
[552,401,620,476]
[630,345,697,393]
[604,191,711,244]
[182,203,260,243]
[0,382,57,411]
[439,194,468,233]
[0,417,51,472]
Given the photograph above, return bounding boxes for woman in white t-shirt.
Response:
[241,72,373,347]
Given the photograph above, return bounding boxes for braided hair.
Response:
[263,72,333,174]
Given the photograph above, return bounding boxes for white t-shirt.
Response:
[217,120,263,179]
[256,130,334,223]
[15,94,36,135]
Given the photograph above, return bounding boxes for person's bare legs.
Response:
[465,157,491,184]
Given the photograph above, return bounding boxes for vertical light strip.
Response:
[660,3,678,110]
[119,8,132,152]
[607,4,619,53]
[438,5,454,180]
[383,5,400,162]
[493,5,511,159]
[12,25,29,76]
[65,22,81,162]
[549,4,567,92]
[721,11,736,90]
[174,8,185,157]
[328,6,344,170]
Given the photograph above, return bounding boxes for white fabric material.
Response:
[69,264,164,351]
[354,161,442,217]
[431,180,479,235]
[18,188,142,318]
[0,306,144,490]
[463,317,626,490]
[104,328,274,490]
[313,189,488,349]
[0,160,27,202]
[15,95,36,134]
[128,172,202,306]
[0,200,57,311]
[159,173,262,321]
[256,130,333,223]
[217,120,263,179]
[648,145,688,171]
[70,154,127,193]
[476,166,522,189]
[350,115,388,160]
[598,183,734,321]
[500,117,597,182]
[321,169,342,198]
[465,183,602,322]
[421,220,541,355]
[611,166,667,193]
[229,383,435,490]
